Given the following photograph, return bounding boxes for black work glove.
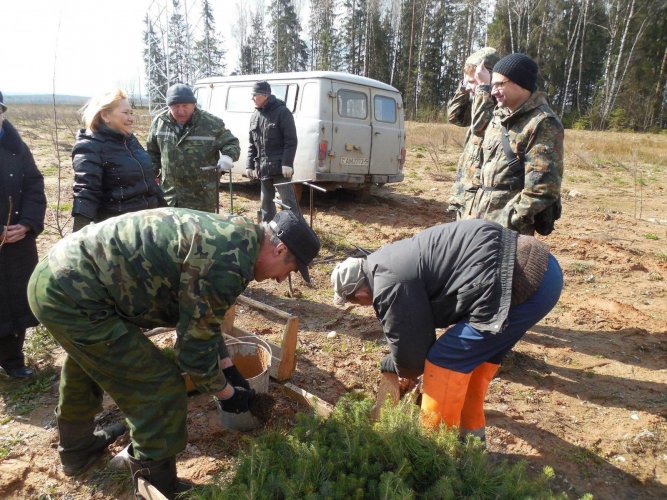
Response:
[217,386,255,414]
[380,354,397,374]
[222,365,251,391]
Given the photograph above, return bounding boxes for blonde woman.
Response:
[71,88,165,231]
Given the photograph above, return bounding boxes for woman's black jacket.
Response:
[72,124,165,220]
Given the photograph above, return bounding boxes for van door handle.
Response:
[374,132,381,135]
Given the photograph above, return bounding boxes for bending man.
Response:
[331,219,562,440]
[29,208,320,498]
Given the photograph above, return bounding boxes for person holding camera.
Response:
[447,47,499,219]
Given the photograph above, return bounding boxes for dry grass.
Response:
[6,104,667,234]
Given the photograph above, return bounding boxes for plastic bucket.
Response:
[226,337,272,394]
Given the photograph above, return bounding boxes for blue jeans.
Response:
[260,175,302,222]
[427,254,564,373]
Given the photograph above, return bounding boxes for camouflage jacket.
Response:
[463,92,564,235]
[45,208,262,393]
[446,84,472,127]
[146,107,240,212]
[447,85,495,215]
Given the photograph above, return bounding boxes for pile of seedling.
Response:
[192,394,582,499]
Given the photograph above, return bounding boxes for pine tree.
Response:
[168,0,191,84]
[309,0,341,71]
[269,0,308,72]
[341,0,368,74]
[240,10,270,74]
[194,0,226,79]
[143,14,169,109]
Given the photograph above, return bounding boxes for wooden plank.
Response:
[276,317,298,381]
[281,382,333,417]
[136,478,168,500]
[237,295,293,321]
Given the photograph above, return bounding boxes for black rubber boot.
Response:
[0,330,33,378]
[56,414,128,476]
[128,449,191,500]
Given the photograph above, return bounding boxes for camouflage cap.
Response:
[331,257,368,306]
[269,211,320,283]
[465,47,500,71]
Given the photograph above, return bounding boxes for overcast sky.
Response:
[1,0,240,97]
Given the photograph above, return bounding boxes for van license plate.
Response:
[340,157,369,167]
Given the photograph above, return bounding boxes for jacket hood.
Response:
[0,119,24,155]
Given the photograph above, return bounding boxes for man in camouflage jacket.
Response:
[463,53,564,235]
[447,47,498,219]
[147,84,241,213]
[28,208,320,497]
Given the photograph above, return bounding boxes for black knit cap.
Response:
[166,84,197,106]
[493,53,538,92]
[252,81,271,96]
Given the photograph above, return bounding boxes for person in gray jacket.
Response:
[331,219,563,440]
[246,81,301,222]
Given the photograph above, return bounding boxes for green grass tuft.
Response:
[24,325,58,361]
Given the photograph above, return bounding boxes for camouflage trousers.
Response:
[27,259,188,461]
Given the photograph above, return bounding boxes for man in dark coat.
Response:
[246,81,301,222]
[331,219,563,441]
[0,91,47,379]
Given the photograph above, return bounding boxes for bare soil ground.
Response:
[1,107,666,499]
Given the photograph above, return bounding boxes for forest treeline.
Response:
[144,0,666,131]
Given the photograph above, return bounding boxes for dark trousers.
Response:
[0,330,27,370]
[260,175,302,222]
[427,254,564,372]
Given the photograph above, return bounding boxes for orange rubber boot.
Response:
[420,360,472,429]
[460,362,500,439]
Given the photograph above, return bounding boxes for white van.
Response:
[193,71,405,192]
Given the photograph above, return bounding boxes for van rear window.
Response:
[374,95,397,123]
[337,90,368,119]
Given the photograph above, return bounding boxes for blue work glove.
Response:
[222,365,250,390]
[218,386,256,414]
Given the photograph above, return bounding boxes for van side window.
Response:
[374,95,397,123]
[337,90,368,119]
[225,86,255,113]
[194,86,212,109]
[271,84,298,112]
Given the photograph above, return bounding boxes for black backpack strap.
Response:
[500,125,523,170]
